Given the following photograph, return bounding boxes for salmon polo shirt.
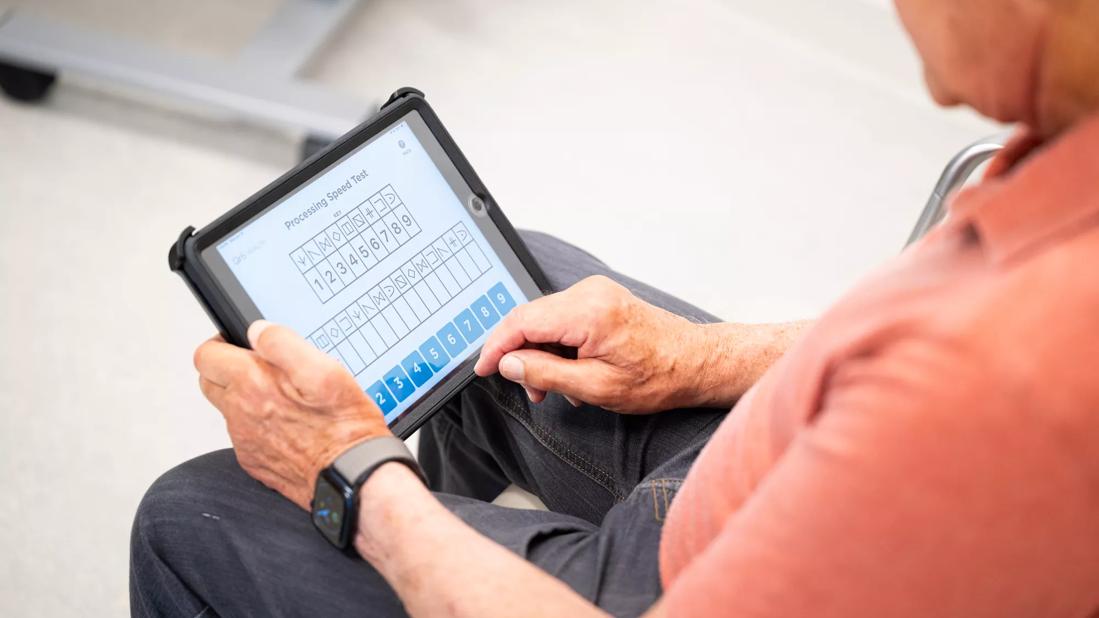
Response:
[660,115,1099,617]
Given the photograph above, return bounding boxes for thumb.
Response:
[498,349,608,404]
[248,320,342,396]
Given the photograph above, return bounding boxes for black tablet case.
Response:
[168,88,551,437]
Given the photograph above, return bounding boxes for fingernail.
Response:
[524,386,539,402]
[565,395,581,407]
[247,320,273,348]
[499,355,525,382]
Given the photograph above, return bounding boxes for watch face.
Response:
[312,475,349,548]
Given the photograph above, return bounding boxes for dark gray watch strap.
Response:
[332,435,426,489]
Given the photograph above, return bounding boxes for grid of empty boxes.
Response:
[288,185,518,416]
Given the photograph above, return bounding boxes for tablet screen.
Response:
[207,113,532,425]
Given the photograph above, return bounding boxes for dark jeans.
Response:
[130,231,727,618]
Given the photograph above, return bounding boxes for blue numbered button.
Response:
[454,308,484,343]
[487,282,517,316]
[401,351,434,387]
[470,296,501,330]
[383,365,416,402]
[419,336,451,373]
[366,381,396,415]
[436,323,467,358]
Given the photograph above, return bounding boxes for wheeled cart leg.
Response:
[0,1,370,145]
[0,60,56,102]
[302,134,337,162]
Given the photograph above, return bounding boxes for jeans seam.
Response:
[650,481,662,522]
[471,380,626,502]
[641,478,684,522]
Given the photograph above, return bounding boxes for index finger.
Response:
[474,290,586,376]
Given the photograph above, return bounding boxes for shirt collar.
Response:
[949,114,1099,264]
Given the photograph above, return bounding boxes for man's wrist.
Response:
[353,461,434,562]
[685,322,744,408]
[688,321,810,408]
[308,421,393,506]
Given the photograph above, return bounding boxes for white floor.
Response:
[0,0,997,614]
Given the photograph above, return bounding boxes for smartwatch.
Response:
[311,435,427,550]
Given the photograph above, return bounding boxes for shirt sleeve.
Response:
[661,336,1099,617]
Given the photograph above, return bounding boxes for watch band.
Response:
[332,435,427,489]
[312,436,427,552]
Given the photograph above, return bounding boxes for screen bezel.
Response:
[181,94,549,437]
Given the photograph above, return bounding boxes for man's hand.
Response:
[473,276,710,413]
[193,320,390,510]
[476,276,808,413]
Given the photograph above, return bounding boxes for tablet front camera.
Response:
[469,195,487,217]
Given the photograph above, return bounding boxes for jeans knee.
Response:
[131,450,246,617]
[132,450,241,550]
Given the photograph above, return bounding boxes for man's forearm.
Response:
[354,463,609,618]
[688,320,812,409]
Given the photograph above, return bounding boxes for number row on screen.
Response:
[293,190,424,304]
[366,282,518,421]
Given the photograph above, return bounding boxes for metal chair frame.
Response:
[906,132,1013,246]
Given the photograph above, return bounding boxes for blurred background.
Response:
[0,0,998,614]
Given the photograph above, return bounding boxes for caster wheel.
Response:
[301,134,334,162]
[0,62,57,103]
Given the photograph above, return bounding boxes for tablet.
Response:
[169,88,549,438]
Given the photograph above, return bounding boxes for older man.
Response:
[131,0,1099,616]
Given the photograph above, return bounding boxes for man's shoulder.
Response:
[950,228,1099,425]
[976,227,1099,360]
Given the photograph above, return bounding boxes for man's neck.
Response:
[1034,0,1099,138]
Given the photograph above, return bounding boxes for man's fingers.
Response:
[248,321,339,393]
[497,349,607,404]
[523,385,547,404]
[194,336,251,386]
[475,292,587,376]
